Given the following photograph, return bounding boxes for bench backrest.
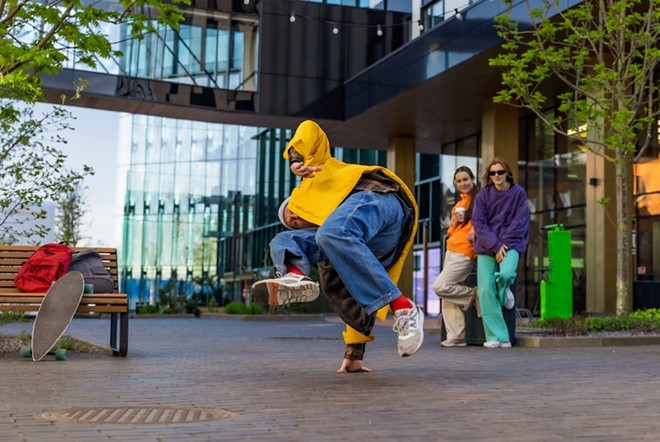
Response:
[0,246,119,293]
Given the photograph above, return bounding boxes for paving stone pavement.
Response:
[1,315,659,441]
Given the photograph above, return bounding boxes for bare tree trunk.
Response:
[615,154,631,316]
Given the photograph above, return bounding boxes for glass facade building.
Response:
[38,0,660,313]
[119,115,258,309]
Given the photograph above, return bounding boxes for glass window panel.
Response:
[418,153,439,181]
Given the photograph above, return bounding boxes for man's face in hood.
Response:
[285,120,330,167]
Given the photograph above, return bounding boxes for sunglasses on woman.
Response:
[488,170,507,176]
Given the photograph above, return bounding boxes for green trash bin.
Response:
[540,224,573,319]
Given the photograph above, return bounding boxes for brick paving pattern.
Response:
[1,316,659,441]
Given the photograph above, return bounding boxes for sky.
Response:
[35,103,122,247]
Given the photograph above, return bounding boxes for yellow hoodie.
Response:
[284,120,419,344]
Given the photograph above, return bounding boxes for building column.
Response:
[481,99,519,173]
[585,152,617,313]
[387,137,416,299]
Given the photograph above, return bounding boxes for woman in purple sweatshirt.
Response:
[472,158,529,348]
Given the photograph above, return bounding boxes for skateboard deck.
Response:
[30,271,84,361]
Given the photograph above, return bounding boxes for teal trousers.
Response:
[476,250,519,343]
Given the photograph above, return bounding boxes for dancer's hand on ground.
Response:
[336,358,372,373]
[291,161,321,178]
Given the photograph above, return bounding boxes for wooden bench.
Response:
[0,245,128,356]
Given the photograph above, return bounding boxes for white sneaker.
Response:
[483,341,511,348]
[251,273,319,305]
[392,306,424,357]
[441,338,467,347]
[504,287,515,310]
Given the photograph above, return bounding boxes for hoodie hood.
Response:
[284,120,331,167]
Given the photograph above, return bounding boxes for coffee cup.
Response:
[455,207,466,222]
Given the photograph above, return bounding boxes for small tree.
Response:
[0,0,189,243]
[1,0,189,103]
[0,101,92,244]
[490,0,660,315]
[56,181,88,246]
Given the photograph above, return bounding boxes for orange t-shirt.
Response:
[446,193,476,260]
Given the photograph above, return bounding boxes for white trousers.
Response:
[432,250,476,341]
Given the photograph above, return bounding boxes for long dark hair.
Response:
[454,166,479,222]
[481,157,515,188]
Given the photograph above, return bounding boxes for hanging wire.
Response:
[276,0,475,36]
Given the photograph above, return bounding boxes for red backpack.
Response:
[14,243,72,293]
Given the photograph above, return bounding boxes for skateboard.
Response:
[20,271,84,361]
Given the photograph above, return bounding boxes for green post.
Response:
[540,224,573,319]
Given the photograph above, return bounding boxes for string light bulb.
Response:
[455,8,462,19]
[289,12,296,23]
[376,24,383,37]
[243,0,249,5]
[332,24,339,35]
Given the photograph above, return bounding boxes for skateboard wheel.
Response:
[20,346,32,358]
[55,348,68,361]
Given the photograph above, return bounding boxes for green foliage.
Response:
[490,0,660,315]
[530,309,660,335]
[0,101,93,244]
[57,336,77,351]
[224,301,264,315]
[156,271,201,316]
[0,311,28,324]
[532,316,590,336]
[0,0,190,102]
[137,304,159,314]
[18,330,30,344]
[0,0,189,243]
[490,0,660,156]
[55,182,88,246]
[207,296,219,313]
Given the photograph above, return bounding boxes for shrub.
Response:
[529,308,660,336]
[0,311,28,324]
[207,296,219,313]
[137,304,159,314]
[224,301,264,315]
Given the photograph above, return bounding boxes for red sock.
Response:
[286,265,304,276]
[389,296,413,312]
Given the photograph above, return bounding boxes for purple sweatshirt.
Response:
[472,184,529,255]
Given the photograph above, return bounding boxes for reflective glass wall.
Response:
[119,115,258,309]
[60,11,259,91]
[421,0,477,29]
[519,110,587,314]
[633,121,660,308]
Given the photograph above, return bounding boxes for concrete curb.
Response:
[131,314,660,348]
[516,335,660,348]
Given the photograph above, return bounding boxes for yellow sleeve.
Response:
[341,305,390,344]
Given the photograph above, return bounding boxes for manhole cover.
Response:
[40,406,237,424]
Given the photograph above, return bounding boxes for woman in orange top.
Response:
[432,166,479,347]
